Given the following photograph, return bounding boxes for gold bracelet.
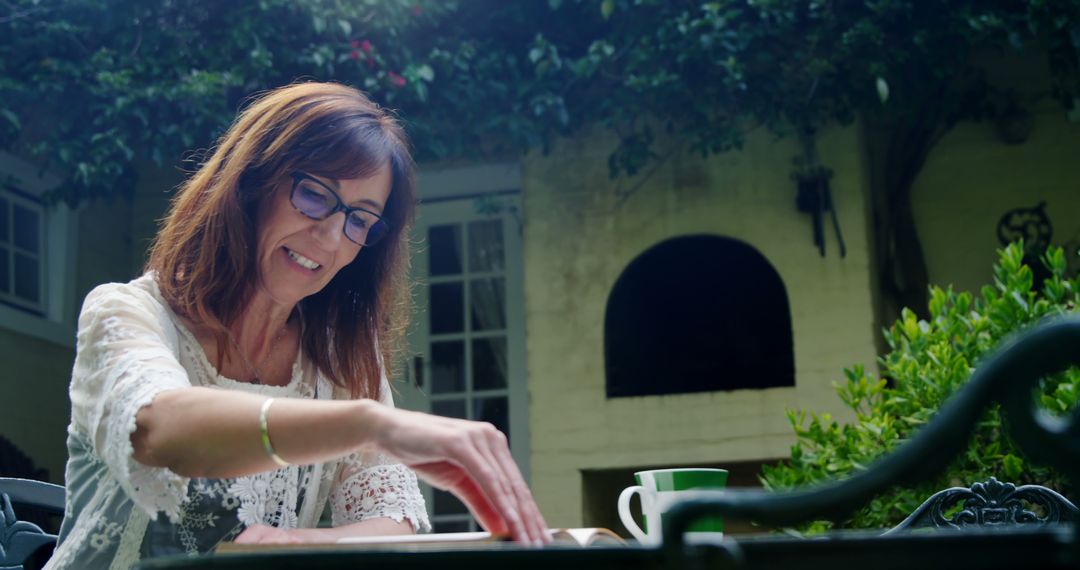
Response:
[259,398,291,468]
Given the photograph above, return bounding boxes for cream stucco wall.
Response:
[0,196,134,481]
[913,51,1080,293]
[522,126,880,526]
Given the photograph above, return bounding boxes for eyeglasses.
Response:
[289,172,391,246]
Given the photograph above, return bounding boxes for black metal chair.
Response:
[0,477,65,570]
[886,477,1079,533]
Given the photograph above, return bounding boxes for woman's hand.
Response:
[369,406,549,546]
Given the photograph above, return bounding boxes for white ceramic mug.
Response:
[617,468,727,545]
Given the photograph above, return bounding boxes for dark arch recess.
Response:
[604,235,795,398]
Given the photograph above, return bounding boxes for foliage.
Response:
[0,0,456,202]
[540,0,1080,178]
[760,242,1080,532]
[2,1,1079,206]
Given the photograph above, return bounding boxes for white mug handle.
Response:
[617,485,649,542]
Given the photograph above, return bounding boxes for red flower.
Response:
[350,50,360,60]
[411,5,423,16]
[388,72,407,87]
[360,39,373,53]
[350,39,360,49]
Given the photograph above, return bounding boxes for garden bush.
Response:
[761,242,1080,532]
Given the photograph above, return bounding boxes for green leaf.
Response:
[0,108,20,129]
[1010,291,1029,313]
[876,77,889,104]
[1002,454,1023,480]
[601,0,615,20]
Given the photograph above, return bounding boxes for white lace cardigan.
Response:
[45,274,430,570]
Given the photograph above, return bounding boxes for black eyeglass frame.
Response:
[289,172,391,246]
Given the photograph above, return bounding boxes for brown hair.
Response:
[147,82,415,399]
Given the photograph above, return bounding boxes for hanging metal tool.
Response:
[793,130,846,258]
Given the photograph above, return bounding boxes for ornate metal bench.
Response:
[0,477,65,570]
[662,315,1080,569]
[886,477,1079,533]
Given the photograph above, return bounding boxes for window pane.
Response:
[430,282,464,334]
[431,341,465,394]
[470,278,505,331]
[433,490,469,516]
[13,203,39,252]
[475,397,509,444]
[473,337,507,390]
[0,246,9,294]
[428,225,462,276]
[0,196,8,244]
[14,252,39,303]
[432,398,467,419]
[433,519,472,533]
[468,220,504,272]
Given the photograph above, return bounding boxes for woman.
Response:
[46,82,547,569]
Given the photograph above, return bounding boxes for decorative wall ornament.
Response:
[996,201,1053,257]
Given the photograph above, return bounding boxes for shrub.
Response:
[760,242,1080,532]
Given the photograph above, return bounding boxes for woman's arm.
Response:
[132,389,384,479]
[77,281,544,544]
[133,390,548,544]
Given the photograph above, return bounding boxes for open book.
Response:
[338,528,625,548]
[217,528,625,554]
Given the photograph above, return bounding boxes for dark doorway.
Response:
[604,235,794,398]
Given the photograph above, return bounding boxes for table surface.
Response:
[134,525,1079,570]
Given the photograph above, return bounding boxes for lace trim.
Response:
[109,506,149,570]
[101,367,189,523]
[43,477,121,570]
[227,468,306,531]
[331,463,431,532]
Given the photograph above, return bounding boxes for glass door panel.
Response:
[395,193,526,533]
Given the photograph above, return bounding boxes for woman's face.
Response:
[254,165,392,307]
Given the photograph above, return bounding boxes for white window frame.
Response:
[0,188,46,314]
[408,162,530,532]
[0,152,78,347]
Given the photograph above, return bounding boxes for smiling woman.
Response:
[45,83,548,570]
[147,83,414,399]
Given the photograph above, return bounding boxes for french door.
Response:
[395,193,528,533]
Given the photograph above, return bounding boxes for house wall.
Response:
[913,51,1080,293]
[0,196,133,482]
[0,328,75,482]
[521,125,881,526]
[129,162,183,273]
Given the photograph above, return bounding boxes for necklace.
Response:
[228,322,289,385]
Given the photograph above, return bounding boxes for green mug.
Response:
[617,468,728,545]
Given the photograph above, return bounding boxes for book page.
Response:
[334,528,624,547]
[336,531,501,545]
[556,527,624,546]
[218,528,625,554]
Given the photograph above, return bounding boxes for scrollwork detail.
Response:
[888,477,1078,532]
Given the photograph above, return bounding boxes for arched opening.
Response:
[604,235,795,397]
